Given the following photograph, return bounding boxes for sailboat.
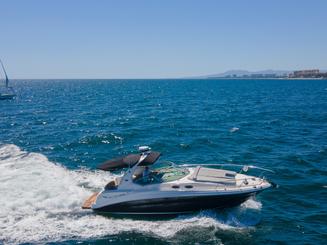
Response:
[0,59,16,100]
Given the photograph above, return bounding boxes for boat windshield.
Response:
[133,162,189,185]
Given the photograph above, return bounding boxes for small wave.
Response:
[76,132,124,146]
[229,127,240,133]
[110,132,123,144]
[179,143,191,149]
[0,144,262,244]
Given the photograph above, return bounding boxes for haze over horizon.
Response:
[1,0,327,79]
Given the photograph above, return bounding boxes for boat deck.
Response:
[82,192,98,209]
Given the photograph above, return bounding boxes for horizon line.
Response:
[5,68,327,80]
[6,77,327,81]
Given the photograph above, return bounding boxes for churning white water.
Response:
[0,144,262,244]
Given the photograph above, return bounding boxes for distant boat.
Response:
[0,59,16,100]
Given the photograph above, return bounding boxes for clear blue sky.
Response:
[1,0,326,78]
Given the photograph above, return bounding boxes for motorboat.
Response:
[82,146,275,215]
[0,59,16,100]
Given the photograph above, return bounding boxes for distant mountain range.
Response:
[190,69,291,79]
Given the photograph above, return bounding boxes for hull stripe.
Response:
[94,192,257,213]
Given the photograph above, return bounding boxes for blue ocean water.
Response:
[0,79,326,244]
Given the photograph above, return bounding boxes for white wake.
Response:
[0,144,262,244]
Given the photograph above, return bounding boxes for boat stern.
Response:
[82,192,99,209]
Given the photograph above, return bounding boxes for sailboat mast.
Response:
[0,59,9,88]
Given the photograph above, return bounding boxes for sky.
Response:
[1,0,327,79]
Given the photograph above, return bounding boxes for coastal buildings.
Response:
[288,69,327,78]
[200,69,327,79]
